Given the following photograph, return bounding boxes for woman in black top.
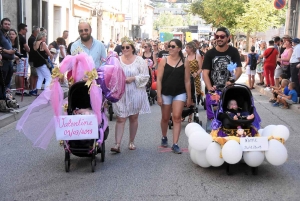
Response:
[156,39,192,154]
[30,32,53,96]
[142,43,157,69]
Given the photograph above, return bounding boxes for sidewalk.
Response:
[0,87,69,128]
[248,79,300,113]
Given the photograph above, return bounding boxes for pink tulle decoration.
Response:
[89,80,102,124]
[50,79,63,116]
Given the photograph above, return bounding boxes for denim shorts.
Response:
[162,93,186,105]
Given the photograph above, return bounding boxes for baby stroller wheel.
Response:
[91,151,96,172]
[149,98,153,106]
[251,167,258,175]
[109,106,113,121]
[65,151,70,172]
[101,141,105,162]
[226,163,232,175]
[168,119,173,129]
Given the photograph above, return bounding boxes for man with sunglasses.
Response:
[71,21,106,68]
[202,27,242,92]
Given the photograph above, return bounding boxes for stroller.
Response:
[145,60,157,106]
[64,81,109,172]
[206,84,261,175]
[168,75,202,129]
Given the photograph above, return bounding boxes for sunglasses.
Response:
[79,29,89,33]
[215,34,226,39]
[168,45,177,49]
[121,46,130,50]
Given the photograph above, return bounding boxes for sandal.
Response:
[128,142,136,150]
[110,144,121,153]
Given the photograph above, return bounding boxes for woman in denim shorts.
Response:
[156,39,192,154]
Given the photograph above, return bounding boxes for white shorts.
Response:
[274,65,283,78]
[246,66,256,76]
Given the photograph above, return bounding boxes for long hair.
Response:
[169,39,184,60]
[9,29,19,50]
[34,32,47,46]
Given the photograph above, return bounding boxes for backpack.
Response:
[250,54,257,70]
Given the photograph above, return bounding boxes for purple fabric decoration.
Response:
[217,129,228,137]
[206,93,214,120]
[252,105,261,130]
[211,118,222,130]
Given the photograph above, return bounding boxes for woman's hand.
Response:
[126,77,135,84]
[186,97,192,108]
[192,72,197,78]
[157,96,163,106]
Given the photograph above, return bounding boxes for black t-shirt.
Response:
[18,34,27,58]
[28,35,36,62]
[202,46,242,86]
[158,50,169,58]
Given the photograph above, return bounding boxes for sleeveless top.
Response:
[142,52,154,63]
[281,48,292,65]
[34,42,48,67]
[162,58,186,96]
[189,54,198,73]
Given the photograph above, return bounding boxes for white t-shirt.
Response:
[59,45,66,59]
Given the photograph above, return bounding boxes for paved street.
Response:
[1,74,300,201]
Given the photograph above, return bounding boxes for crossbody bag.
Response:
[35,43,53,69]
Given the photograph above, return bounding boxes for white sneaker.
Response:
[264,87,271,91]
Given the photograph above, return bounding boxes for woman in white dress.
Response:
[111,38,151,153]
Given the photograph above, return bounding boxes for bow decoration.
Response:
[85,68,98,88]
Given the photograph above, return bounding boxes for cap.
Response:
[292,38,300,44]
[50,48,57,54]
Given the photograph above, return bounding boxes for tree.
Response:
[153,12,184,32]
[186,0,246,29]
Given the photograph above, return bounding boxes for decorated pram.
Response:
[16,52,125,172]
[186,84,289,175]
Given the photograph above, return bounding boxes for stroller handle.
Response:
[224,83,252,93]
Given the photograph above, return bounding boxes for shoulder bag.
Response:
[35,43,53,70]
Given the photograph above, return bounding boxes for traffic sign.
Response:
[274,0,286,10]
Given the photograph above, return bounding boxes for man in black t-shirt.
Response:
[28,26,40,92]
[202,27,242,92]
[157,41,169,58]
[16,23,30,96]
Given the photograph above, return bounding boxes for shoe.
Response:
[161,137,168,148]
[110,144,120,153]
[272,102,279,107]
[171,144,182,154]
[29,89,38,96]
[128,142,136,150]
[23,91,31,96]
[264,87,271,91]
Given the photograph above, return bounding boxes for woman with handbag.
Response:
[30,32,53,96]
[156,39,192,154]
[277,39,293,80]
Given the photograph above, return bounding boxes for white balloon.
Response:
[188,145,192,152]
[271,125,290,141]
[195,150,211,168]
[222,140,243,164]
[206,142,224,167]
[261,125,276,137]
[265,139,288,166]
[188,130,213,151]
[185,123,202,138]
[243,151,265,167]
[190,148,198,164]
[258,129,264,136]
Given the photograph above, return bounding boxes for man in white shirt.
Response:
[290,38,300,102]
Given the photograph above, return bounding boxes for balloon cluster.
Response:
[186,123,289,168]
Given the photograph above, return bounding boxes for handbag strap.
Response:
[265,48,274,59]
[164,57,182,82]
[35,42,47,60]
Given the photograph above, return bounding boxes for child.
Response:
[273,82,298,109]
[226,99,254,120]
[73,108,94,115]
[269,78,289,103]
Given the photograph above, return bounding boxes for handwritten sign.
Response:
[240,137,269,151]
[55,115,98,140]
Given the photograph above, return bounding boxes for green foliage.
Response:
[153,12,184,32]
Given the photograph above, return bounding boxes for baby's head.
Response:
[281,79,289,87]
[228,100,238,110]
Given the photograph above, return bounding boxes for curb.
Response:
[0,89,69,128]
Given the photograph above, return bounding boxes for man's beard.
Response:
[81,33,91,42]
[217,40,226,47]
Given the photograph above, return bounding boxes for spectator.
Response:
[142,43,157,68]
[0,18,16,112]
[263,40,278,89]
[28,26,40,93]
[290,38,300,102]
[107,42,115,53]
[157,41,169,58]
[30,32,53,96]
[269,76,289,103]
[62,30,68,43]
[156,39,192,154]
[71,20,106,68]
[57,37,66,63]
[278,38,293,79]
[256,41,267,86]
[244,46,260,89]
[273,82,298,109]
[15,23,30,96]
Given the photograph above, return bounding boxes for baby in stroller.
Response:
[226,99,254,120]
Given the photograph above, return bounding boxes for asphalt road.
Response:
[1,75,300,201]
